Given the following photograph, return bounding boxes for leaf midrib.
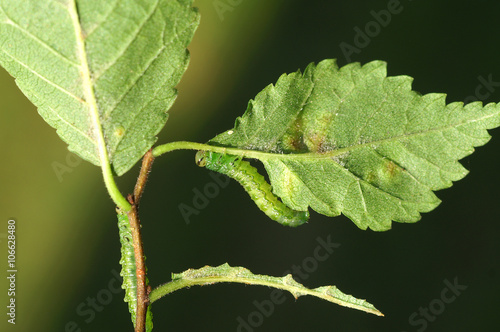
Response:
[216,109,499,162]
[69,1,109,169]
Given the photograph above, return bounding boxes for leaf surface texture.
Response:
[0,0,199,175]
[208,60,500,230]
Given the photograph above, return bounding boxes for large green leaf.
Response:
[206,59,500,231]
[0,0,199,175]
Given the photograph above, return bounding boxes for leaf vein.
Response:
[0,3,80,67]
[356,180,368,213]
[1,50,85,104]
[83,0,120,38]
[92,0,160,82]
[48,104,96,145]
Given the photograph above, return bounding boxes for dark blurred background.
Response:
[1,0,499,331]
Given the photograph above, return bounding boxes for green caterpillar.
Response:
[195,151,309,227]
[117,211,153,331]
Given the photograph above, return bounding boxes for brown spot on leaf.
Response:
[384,160,404,178]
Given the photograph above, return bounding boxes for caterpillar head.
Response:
[195,151,208,167]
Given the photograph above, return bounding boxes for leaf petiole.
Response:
[102,165,131,211]
[152,141,282,160]
[152,141,223,156]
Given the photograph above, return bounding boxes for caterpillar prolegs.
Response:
[195,151,309,227]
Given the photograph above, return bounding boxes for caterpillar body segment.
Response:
[195,151,309,227]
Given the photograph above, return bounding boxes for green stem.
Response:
[152,141,218,156]
[152,141,278,160]
[152,141,353,162]
[103,166,131,211]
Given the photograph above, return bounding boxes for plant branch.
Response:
[134,149,155,204]
[126,197,147,332]
[128,149,155,332]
